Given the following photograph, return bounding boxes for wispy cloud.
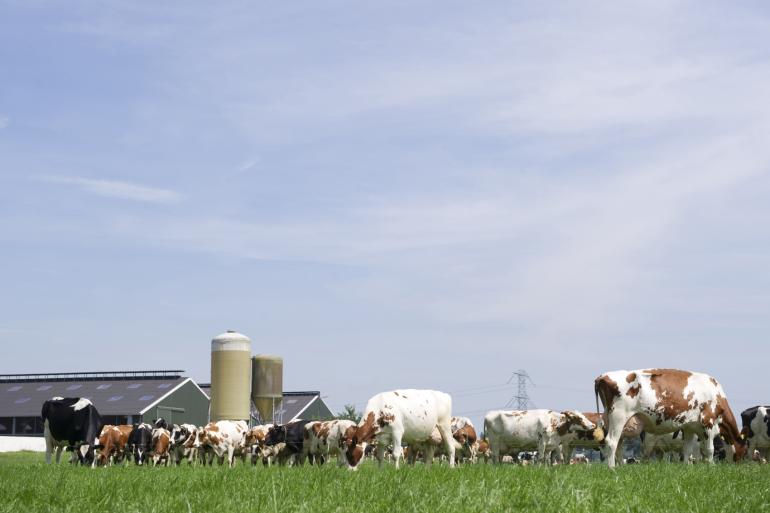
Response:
[40,176,182,204]
[0,117,9,129]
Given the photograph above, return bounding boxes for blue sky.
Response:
[2,1,769,426]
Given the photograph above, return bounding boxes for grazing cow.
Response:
[245,424,273,465]
[304,419,356,466]
[594,368,747,468]
[561,412,643,463]
[198,420,249,467]
[343,389,456,470]
[127,423,154,466]
[94,424,133,467]
[451,417,478,463]
[476,439,491,463]
[41,397,103,465]
[264,420,313,466]
[169,424,199,465]
[152,428,171,466]
[485,410,600,465]
[740,406,770,462]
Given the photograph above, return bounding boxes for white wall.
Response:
[0,436,45,452]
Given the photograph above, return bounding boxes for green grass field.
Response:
[1,452,769,513]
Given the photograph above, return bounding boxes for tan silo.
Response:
[251,355,283,422]
[210,330,251,421]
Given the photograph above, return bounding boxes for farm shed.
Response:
[0,370,210,435]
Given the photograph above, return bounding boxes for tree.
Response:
[335,404,362,423]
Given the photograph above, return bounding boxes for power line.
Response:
[505,369,535,409]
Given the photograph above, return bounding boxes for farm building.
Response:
[198,384,334,425]
[0,370,210,435]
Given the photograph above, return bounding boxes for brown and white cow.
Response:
[344,389,455,470]
[152,428,171,466]
[304,419,356,466]
[484,409,600,465]
[245,424,273,465]
[595,368,747,468]
[198,420,249,467]
[93,424,133,467]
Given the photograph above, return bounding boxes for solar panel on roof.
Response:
[7,386,22,392]
[107,395,124,402]
[139,395,154,401]
[97,384,112,390]
[158,383,172,389]
[127,384,142,389]
[37,385,52,391]
[14,398,30,404]
[286,399,297,404]
[66,384,82,391]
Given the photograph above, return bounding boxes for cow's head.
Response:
[559,411,602,440]
[344,414,380,470]
[264,425,287,446]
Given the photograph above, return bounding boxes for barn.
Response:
[198,384,334,425]
[0,370,210,436]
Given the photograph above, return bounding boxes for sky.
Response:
[1,1,769,428]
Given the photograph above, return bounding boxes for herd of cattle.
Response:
[40,368,770,469]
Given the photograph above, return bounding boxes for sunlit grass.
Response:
[1,452,768,512]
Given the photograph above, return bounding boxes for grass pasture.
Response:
[1,452,769,513]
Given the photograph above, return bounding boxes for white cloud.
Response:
[41,176,182,204]
[0,117,9,129]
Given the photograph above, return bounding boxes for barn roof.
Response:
[0,370,189,417]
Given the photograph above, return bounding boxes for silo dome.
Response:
[210,330,252,422]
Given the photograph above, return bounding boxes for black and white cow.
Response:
[264,420,313,466]
[41,397,103,465]
[741,406,770,462]
[127,423,154,466]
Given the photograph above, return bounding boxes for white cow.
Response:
[197,420,249,467]
[595,368,747,468]
[484,409,598,464]
[343,389,455,469]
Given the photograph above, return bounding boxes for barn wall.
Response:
[0,436,45,452]
[300,399,334,421]
[141,381,209,426]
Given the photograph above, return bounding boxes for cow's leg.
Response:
[423,445,435,467]
[603,411,631,469]
[682,432,698,464]
[489,439,501,465]
[561,443,572,464]
[701,426,718,464]
[391,435,404,470]
[227,446,235,468]
[436,422,456,468]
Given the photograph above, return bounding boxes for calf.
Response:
[343,389,456,470]
[740,406,770,463]
[304,419,356,466]
[198,420,249,467]
[595,368,747,468]
[451,417,478,463]
[264,420,312,466]
[41,397,103,465]
[127,423,154,466]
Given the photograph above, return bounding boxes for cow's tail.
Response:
[593,377,606,442]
